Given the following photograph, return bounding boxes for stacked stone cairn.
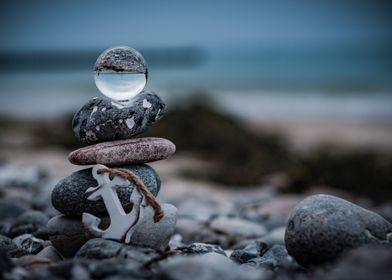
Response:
[48,89,177,258]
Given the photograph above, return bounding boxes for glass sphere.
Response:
[94,46,148,101]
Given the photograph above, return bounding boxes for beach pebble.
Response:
[231,241,267,264]
[47,215,108,258]
[68,137,176,166]
[75,238,160,261]
[285,194,392,266]
[0,235,17,252]
[13,233,44,254]
[51,164,160,216]
[72,91,165,144]
[128,203,177,251]
[210,216,267,239]
[75,238,123,259]
[247,245,297,270]
[179,242,227,256]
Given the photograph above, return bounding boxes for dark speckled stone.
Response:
[285,194,392,267]
[51,164,160,217]
[68,137,175,166]
[72,91,165,144]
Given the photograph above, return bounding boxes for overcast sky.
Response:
[0,0,391,52]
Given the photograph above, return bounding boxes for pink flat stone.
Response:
[69,137,176,166]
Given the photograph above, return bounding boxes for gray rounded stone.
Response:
[47,215,106,258]
[72,91,165,144]
[128,203,177,251]
[285,194,392,267]
[75,238,123,259]
[230,241,267,264]
[179,243,226,257]
[51,164,160,216]
[75,238,160,262]
[12,233,44,254]
[68,137,176,166]
[247,245,298,270]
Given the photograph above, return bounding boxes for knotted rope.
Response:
[97,167,164,223]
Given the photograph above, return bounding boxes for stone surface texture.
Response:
[69,137,175,166]
[72,91,165,144]
[51,164,160,216]
[285,194,392,266]
[47,215,109,258]
[128,203,177,251]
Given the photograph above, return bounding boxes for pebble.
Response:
[230,241,267,264]
[68,137,176,166]
[75,238,160,261]
[72,91,165,144]
[51,164,160,216]
[210,216,267,239]
[12,234,44,254]
[47,215,109,258]
[179,243,227,256]
[0,235,17,252]
[285,194,392,266]
[128,203,177,251]
[75,238,123,259]
[157,252,261,280]
[247,245,297,270]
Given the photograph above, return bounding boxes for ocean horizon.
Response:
[1,46,391,119]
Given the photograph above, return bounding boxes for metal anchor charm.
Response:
[82,164,147,243]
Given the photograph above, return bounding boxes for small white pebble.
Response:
[155,109,161,120]
[119,119,123,124]
[142,99,152,108]
[125,117,135,129]
[101,107,107,112]
[95,126,100,131]
[90,106,98,117]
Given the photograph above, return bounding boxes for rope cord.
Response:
[97,167,164,223]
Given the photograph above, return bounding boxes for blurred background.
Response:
[0,0,391,202]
